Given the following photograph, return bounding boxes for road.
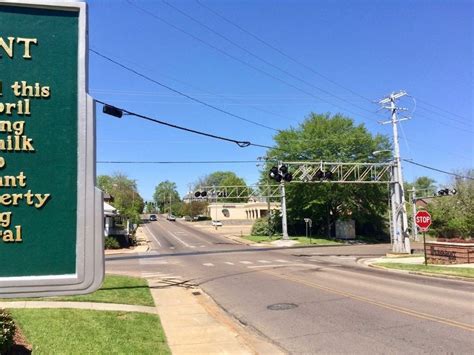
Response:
[107,216,474,354]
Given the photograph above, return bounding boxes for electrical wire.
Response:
[417,98,469,121]
[125,0,379,126]
[95,99,279,150]
[162,0,379,118]
[195,0,374,103]
[402,159,474,180]
[97,160,266,164]
[90,49,280,133]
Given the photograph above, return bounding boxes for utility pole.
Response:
[379,91,410,253]
[410,188,419,241]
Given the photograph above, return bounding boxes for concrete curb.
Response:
[368,263,474,282]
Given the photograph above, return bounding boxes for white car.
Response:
[167,215,176,221]
[211,220,223,227]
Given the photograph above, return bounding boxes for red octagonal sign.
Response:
[415,210,432,231]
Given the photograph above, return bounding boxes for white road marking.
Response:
[248,263,311,269]
[240,261,253,264]
[170,247,175,250]
[203,263,214,267]
[275,259,289,263]
[258,260,270,263]
[168,231,194,248]
[200,245,206,248]
[144,224,162,247]
[224,262,235,265]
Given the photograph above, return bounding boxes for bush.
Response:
[251,218,271,236]
[104,236,121,249]
[0,309,16,353]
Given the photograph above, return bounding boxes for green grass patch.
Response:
[9,309,170,354]
[245,235,341,246]
[5,275,155,307]
[374,263,474,278]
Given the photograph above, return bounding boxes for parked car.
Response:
[149,214,157,221]
[167,214,176,221]
[211,220,223,227]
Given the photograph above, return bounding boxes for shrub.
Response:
[104,236,121,249]
[251,218,271,236]
[0,309,16,353]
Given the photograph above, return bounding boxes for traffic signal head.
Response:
[103,104,123,118]
[451,189,457,195]
[194,191,201,198]
[283,172,293,182]
[324,171,333,180]
[314,170,324,180]
[279,165,288,174]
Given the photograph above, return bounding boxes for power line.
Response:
[402,159,474,180]
[195,0,373,103]
[125,0,379,126]
[96,99,278,150]
[90,49,280,132]
[417,98,469,121]
[162,0,379,118]
[416,105,472,128]
[97,160,265,164]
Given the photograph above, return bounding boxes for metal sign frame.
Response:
[0,0,104,298]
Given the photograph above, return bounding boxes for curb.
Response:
[0,301,157,314]
[366,262,474,282]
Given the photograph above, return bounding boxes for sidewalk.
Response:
[104,226,151,255]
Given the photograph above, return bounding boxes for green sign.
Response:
[0,1,103,297]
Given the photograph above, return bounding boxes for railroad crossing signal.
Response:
[415,210,432,232]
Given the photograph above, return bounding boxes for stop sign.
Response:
[415,211,432,231]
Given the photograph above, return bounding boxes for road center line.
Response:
[263,270,474,332]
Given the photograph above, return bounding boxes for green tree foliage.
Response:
[264,113,391,237]
[153,181,180,213]
[405,176,437,196]
[97,173,144,224]
[180,200,208,217]
[195,171,247,202]
[428,171,474,239]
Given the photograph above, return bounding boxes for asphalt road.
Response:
[107,217,474,354]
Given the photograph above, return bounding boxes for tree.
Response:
[405,176,437,196]
[97,172,144,224]
[264,112,391,237]
[428,170,473,239]
[153,180,180,213]
[194,171,247,202]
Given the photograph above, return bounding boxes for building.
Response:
[207,200,281,221]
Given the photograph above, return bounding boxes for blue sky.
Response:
[88,0,473,200]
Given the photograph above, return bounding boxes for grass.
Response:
[9,309,170,354]
[374,263,474,278]
[245,235,342,246]
[5,274,155,307]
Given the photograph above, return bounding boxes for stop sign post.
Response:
[415,210,431,266]
[415,211,432,232]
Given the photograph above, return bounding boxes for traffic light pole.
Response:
[280,181,289,240]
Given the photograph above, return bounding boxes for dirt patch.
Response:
[6,325,32,354]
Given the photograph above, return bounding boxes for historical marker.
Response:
[0,0,104,297]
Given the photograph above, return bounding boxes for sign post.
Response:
[304,218,312,244]
[0,1,103,298]
[415,210,432,266]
